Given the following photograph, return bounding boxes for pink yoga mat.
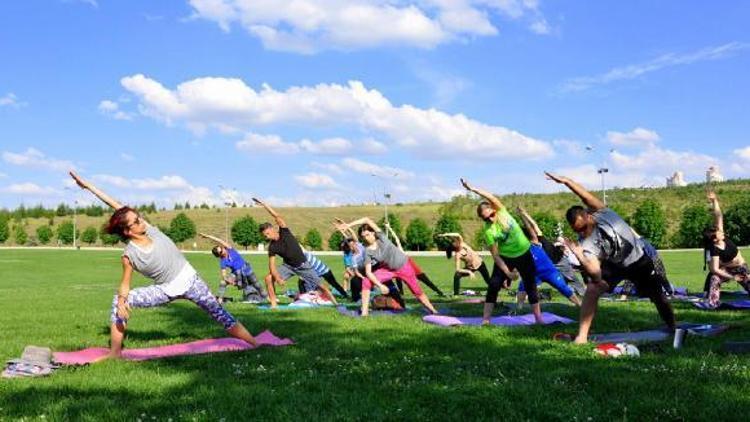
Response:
[53,330,294,365]
[423,312,574,327]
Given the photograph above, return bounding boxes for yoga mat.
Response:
[458,298,484,304]
[53,330,293,365]
[257,301,334,310]
[692,299,750,310]
[588,323,728,345]
[423,312,574,327]
[335,306,407,318]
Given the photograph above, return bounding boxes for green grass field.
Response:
[1,249,749,421]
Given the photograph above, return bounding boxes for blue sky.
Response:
[1,0,749,208]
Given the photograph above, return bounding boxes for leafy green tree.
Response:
[167,213,196,244]
[405,218,433,251]
[472,227,487,250]
[328,230,345,251]
[14,225,27,245]
[56,221,78,245]
[36,225,53,244]
[0,217,9,243]
[631,200,667,248]
[304,228,323,250]
[675,205,712,248]
[81,226,98,245]
[433,213,462,251]
[529,211,558,239]
[100,226,121,246]
[231,215,261,250]
[724,196,750,246]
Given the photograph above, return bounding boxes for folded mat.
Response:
[423,312,574,327]
[588,323,728,344]
[692,299,750,310]
[53,330,293,365]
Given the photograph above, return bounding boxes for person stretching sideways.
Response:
[460,178,544,324]
[336,218,438,317]
[69,171,255,360]
[254,198,337,309]
[545,172,676,344]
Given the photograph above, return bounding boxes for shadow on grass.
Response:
[3,297,750,420]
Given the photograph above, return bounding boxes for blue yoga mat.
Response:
[693,299,750,310]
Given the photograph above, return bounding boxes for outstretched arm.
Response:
[385,223,403,251]
[564,238,602,282]
[253,198,287,228]
[69,171,123,210]
[339,217,381,233]
[516,207,540,243]
[438,233,464,243]
[707,190,723,233]
[199,232,231,249]
[545,172,605,211]
[460,178,504,210]
[334,218,360,241]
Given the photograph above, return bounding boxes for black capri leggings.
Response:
[453,262,491,295]
[486,249,540,305]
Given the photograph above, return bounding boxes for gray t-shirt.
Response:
[123,224,191,285]
[364,232,407,270]
[580,208,643,268]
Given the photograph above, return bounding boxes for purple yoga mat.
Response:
[693,299,750,310]
[423,312,574,327]
[53,330,294,365]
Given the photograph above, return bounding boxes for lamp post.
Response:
[64,187,78,249]
[219,185,237,240]
[370,172,398,223]
[586,146,614,206]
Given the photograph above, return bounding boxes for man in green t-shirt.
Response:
[461,178,544,324]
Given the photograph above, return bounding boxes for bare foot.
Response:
[482,319,490,326]
[573,336,588,345]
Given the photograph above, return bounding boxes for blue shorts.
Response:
[518,245,574,298]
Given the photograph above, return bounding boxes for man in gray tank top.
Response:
[546,172,676,344]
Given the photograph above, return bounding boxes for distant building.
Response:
[706,166,724,183]
[666,171,687,187]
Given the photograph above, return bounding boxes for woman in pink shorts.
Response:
[337,218,438,317]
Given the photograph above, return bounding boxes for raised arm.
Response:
[707,190,723,233]
[334,218,360,241]
[545,172,605,211]
[516,207,540,243]
[199,232,231,249]
[69,171,123,210]
[385,223,403,251]
[340,217,381,233]
[253,198,287,228]
[460,178,504,210]
[438,232,464,243]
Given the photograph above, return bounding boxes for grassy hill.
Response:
[4,178,749,249]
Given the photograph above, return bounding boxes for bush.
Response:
[530,211,559,239]
[433,213,462,251]
[328,230,345,251]
[167,213,196,244]
[56,221,78,245]
[0,217,8,243]
[231,216,261,250]
[36,225,53,244]
[724,197,750,245]
[100,226,120,246]
[472,227,487,250]
[631,200,667,248]
[14,225,27,245]
[405,218,433,251]
[304,228,323,250]
[81,226,98,245]
[675,205,712,248]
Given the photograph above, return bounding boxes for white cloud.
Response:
[299,137,352,155]
[341,157,414,180]
[362,138,388,154]
[311,162,344,174]
[2,148,75,172]
[0,183,59,196]
[609,145,716,176]
[187,0,550,53]
[122,74,553,160]
[606,127,660,147]
[560,42,750,93]
[0,93,26,108]
[120,153,135,162]
[94,174,193,190]
[735,146,750,161]
[98,99,135,121]
[729,146,750,174]
[236,133,300,154]
[0,172,6,178]
[293,172,340,189]
[552,139,587,157]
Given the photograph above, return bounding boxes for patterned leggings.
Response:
[707,264,750,308]
[110,274,237,329]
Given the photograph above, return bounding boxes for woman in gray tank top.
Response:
[69,171,257,360]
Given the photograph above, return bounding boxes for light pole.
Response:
[218,185,236,240]
[64,187,78,249]
[370,172,398,224]
[586,146,614,206]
